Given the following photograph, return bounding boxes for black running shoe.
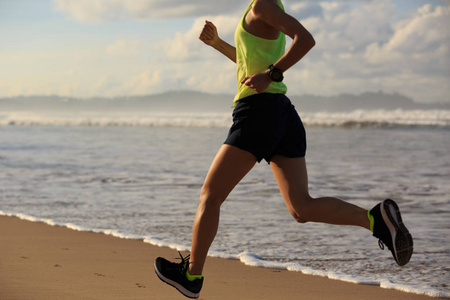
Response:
[369,199,414,266]
[154,252,203,299]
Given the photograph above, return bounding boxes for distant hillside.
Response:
[290,91,450,112]
[0,90,448,113]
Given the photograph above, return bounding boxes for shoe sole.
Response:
[380,199,414,266]
[154,261,200,299]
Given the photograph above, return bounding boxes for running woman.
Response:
[154,0,413,298]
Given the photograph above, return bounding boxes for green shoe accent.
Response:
[368,209,374,232]
[186,269,203,282]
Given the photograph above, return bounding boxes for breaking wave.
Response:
[1,109,449,128]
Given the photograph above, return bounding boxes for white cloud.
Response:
[2,1,448,103]
[53,0,247,23]
[162,19,204,62]
[389,5,449,54]
[363,5,449,75]
[120,70,163,95]
[162,15,239,62]
[289,2,323,20]
[54,0,126,23]
[107,39,141,57]
[282,1,450,102]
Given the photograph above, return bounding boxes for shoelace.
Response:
[176,251,190,266]
[174,251,191,277]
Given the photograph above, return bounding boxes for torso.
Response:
[243,0,280,40]
[234,0,287,102]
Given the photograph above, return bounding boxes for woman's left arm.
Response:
[256,0,315,72]
[241,0,315,93]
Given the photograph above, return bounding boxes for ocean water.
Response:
[0,109,449,298]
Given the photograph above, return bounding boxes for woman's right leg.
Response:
[189,144,257,275]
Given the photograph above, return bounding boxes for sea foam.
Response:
[1,109,449,128]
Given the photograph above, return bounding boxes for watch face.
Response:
[271,70,283,82]
[268,65,283,82]
[272,71,282,81]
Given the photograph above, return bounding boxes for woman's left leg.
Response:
[270,155,370,229]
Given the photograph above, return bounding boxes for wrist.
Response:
[212,38,224,49]
[267,64,284,82]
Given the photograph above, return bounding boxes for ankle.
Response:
[186,269,203,281]
[367,209,375,232]
[188,262,203,276]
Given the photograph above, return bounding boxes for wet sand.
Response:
[0,215,439,300]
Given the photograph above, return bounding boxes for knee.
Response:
[291,211,309,224]
[199,185,226,209]
[289,196,313,224]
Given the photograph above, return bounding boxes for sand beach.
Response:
[1,215,440,300]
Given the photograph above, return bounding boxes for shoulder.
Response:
[252,0,284,20]
[252,0,285,23]
[253,0,278,4]
[252,0,281,14]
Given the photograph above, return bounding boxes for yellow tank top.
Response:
[234,0,287,104]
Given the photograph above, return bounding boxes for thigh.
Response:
[202,144,257,204]
[270,155,311,213]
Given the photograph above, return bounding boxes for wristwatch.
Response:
[268,64,284,82]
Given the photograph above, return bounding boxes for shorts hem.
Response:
[223,142,262,163]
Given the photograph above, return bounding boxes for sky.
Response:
[0,0,449,103]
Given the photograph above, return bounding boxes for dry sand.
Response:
[0,215,438,300]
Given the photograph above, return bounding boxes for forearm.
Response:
[199,20,236,63]
[212,38,237,63]
[274,30,315,73]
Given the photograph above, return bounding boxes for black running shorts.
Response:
[224,93,307,163]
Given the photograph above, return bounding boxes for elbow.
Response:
[295,30,315,51]
[306,33,316,50]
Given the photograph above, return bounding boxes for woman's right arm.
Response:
[199,21,236,63]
